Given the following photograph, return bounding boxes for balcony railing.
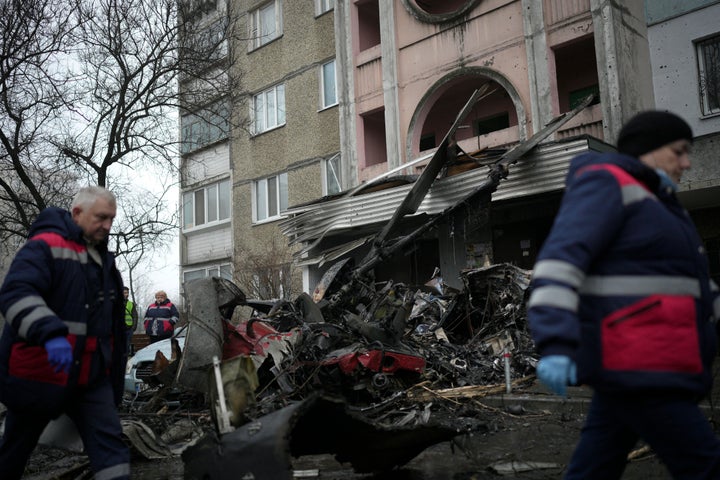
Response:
[543,0,590,26]
[355,45,382,100]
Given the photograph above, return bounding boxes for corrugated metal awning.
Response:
[280,136,610,259]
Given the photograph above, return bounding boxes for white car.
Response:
[124,326,187,395]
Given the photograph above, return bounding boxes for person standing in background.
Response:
[528,111,720,479]
[143,290,179,343]
[123,286,138,355]
[0,185,130,480]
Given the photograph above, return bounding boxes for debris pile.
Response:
[118,264,538,478]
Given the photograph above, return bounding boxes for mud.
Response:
[19,390,683,480]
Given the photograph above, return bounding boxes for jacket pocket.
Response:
[601,295,702,373]
[8,342,69,385]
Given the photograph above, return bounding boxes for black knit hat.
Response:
[616,110,693,158]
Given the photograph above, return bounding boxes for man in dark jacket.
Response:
[528,111,720,479]
[0,186,130,480]
[143,290,180,343]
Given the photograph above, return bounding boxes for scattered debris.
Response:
[488,460,562,475]
[182,394,458,480]
[118,262,536,476]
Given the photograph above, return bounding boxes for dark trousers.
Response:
[0,378,130,480]
[566,390,720,479]
[125,329,134,355]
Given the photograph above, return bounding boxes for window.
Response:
[253,84,286,134]
[254,173,288,222]
[568,85,600,109]
[180,102,230,154]
[419,133,436,151]
[183,178,231,230]
[316,0,334,15]
[183,263,233,284]
[250,0,282,49]
[320,59,337,109]
[473,112,510,136]
[697,34,720,115]
[323,154,341,195]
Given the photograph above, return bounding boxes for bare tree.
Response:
[234,238,299,301]
[0,0,244,286]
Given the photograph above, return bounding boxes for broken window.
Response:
[473,112,510,136]
[419,133,436,151]
[357,0,380,52]
[553,37,600,113]
[323,154,342,195]
[697,34,720,115]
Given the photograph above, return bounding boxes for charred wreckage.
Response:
[32,90,596,479]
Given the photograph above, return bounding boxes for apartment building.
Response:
[281,0,639,291]
[180,0,720,298]
[178,0,340,299]
[179,0,234,292]
[229,0,340,298]
[646,0,720,281]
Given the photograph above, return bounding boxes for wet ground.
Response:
[17,385,690,480]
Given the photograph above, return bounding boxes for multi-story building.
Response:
[228,0,340,298]
[180,1,720,300]
[179,0,340,301]
[280,0,720,291]
[179,0,235,297]
[646,0,720,282]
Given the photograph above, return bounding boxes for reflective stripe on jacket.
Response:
[143,300,179,338]
[0,207,127,415]
[528,153,718,395]
[124,300,135,327]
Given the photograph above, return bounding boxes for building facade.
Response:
[228,0,340,298]
[281,0,720,291]
[646,0,720,280]
[179,0,234,294]
[179,0,720,299]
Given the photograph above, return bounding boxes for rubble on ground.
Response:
[116,264,539,478]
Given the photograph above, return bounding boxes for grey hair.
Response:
[71,186,116,210]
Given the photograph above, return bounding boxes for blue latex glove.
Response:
[536,355,577,397]
[45,337,73,374]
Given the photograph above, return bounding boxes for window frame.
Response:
[249,0,283,50]
[183,263,233,284]
[315,0,334,16]
[180,102,230,154]
[252,83,286,134]
[697,33,720,116]
[182,178,232,231]
[253,173,289,223]
[322,154,341,196]
[320,59,338,110]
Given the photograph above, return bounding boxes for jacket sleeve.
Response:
[711,280,720,325]
[528,166,626,359]
[170,303,180,325]
[0,239,68,345]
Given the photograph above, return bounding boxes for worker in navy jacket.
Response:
[0,186,130,479]
[143,290,179,343]
[528,111,720,479]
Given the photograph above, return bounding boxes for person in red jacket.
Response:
[143,290,180,343]
[0,186,130,480]
[528,111,720,479]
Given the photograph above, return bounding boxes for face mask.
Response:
[655,168,677,192]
